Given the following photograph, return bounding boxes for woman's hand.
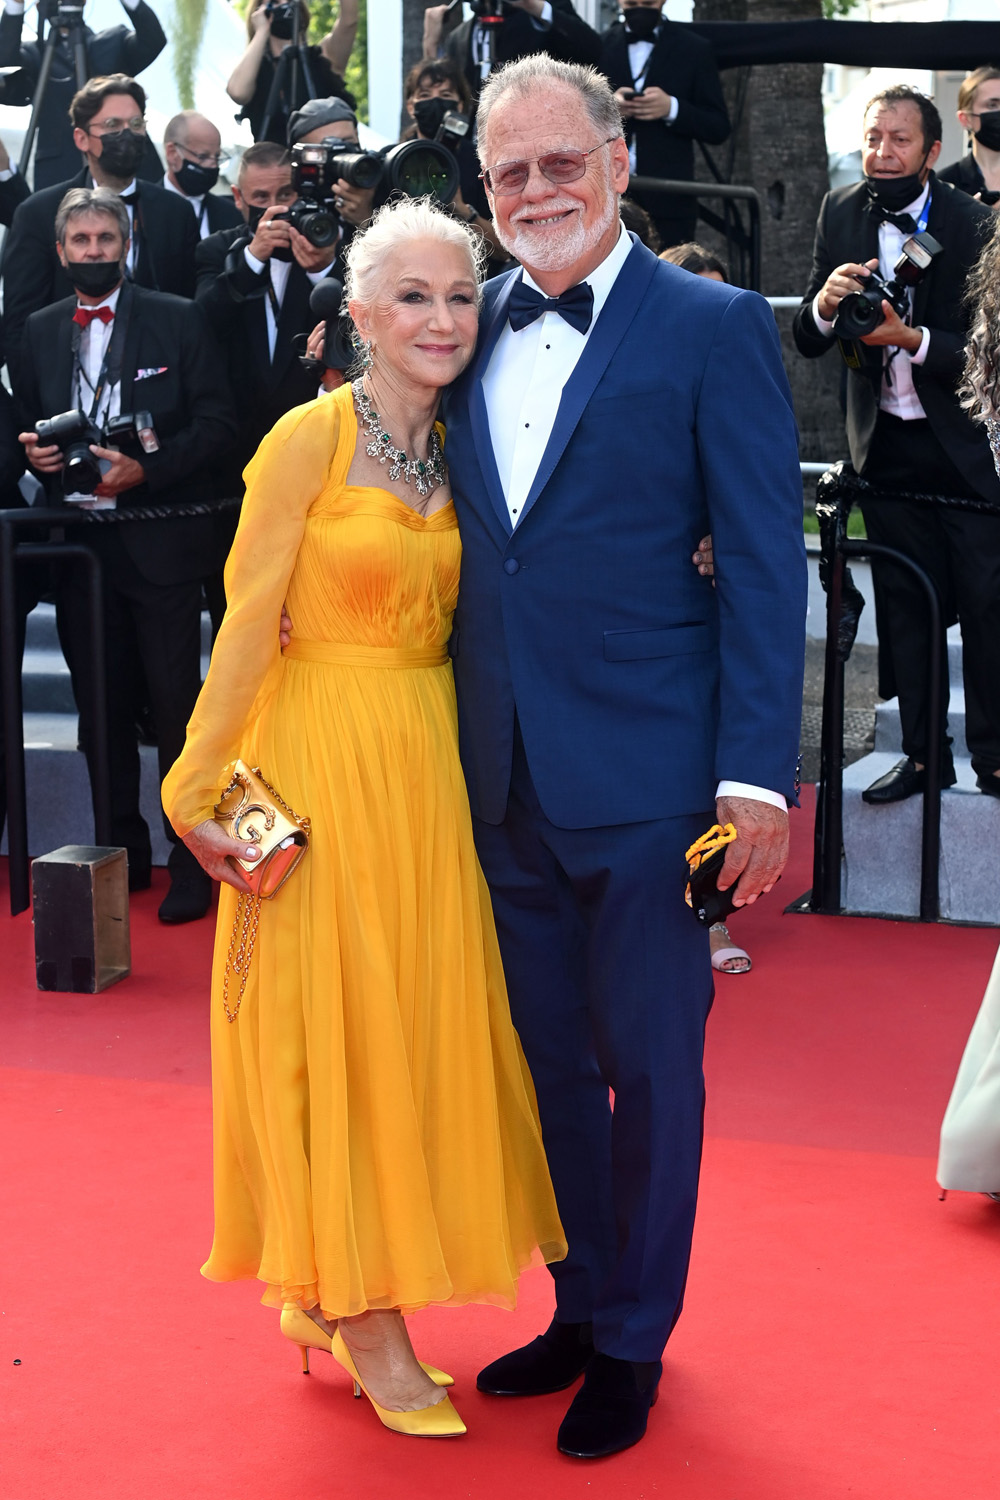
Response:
[183,818,261,894]
[279,604,293,650]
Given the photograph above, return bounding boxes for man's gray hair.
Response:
[476,54,624,166]
[55,186,129,248]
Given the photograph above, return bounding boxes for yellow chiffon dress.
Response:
[162,382,565,1317]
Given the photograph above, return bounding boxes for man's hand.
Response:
[0,136,10,174]
[692,533,714,580]
[423,2,448,54]
[816,258,879,322]
[248,204,292,262]
[859,301,924,351]
[19,431,63,474]
[182,817,261,894]
[332,178,375,229]
[627,86,674,121]
[279,604,293,651]
[288,223,338,273]
[90,447,144,498]
[715,796,789,907]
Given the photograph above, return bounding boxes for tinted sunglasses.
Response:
[480,137,617,196]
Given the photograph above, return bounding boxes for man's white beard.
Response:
[496,188,617,274]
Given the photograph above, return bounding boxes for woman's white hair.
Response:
[343,196,486,313]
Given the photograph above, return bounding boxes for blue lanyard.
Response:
[914,192,931,234]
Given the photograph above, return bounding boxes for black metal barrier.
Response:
[790,461,1000,924]
[1,497,242,917]
[627,177,761,292]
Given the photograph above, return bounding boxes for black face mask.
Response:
[974,111,1000,153]
[412,97,460,139]
[97,128,148,180]
[623,7,661,41]
[174,156,220,197]
[863,161,928,215]
[66,259,124,299]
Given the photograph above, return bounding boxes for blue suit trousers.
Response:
[472,724,715,1362]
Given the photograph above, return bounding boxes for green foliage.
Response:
[170,0,210,110]
[821,0,860,16]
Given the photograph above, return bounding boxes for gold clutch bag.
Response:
[214,761,311,1022]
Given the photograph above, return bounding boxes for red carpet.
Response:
[3,790,999,1500]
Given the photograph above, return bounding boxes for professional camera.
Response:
[469,0,505,19]
[436,110,470,154]
[277,141,383,247]
[833,231,943,342]
[36,408,159,497]
[380,139,459,205]
[264,0,298,41]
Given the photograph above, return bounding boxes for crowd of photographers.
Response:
[0,0,998,925]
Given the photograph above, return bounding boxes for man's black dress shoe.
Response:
[556,1352,661,1459]
[862,756,956,805]
[158,869,212,925]
[977,773,1000,799]
[477,1318,594,1396]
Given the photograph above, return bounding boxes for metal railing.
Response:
[1,497,241,916]
[628,176,762,291]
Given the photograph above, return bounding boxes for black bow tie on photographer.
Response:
[863,170,927,231]
[508,280,594,334]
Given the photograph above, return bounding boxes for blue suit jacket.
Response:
[444,236,807,829]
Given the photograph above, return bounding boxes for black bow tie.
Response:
[119,190,137,205]
[864,202,916,233]
[508,279,594,335]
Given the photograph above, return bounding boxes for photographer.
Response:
[3,74,199,388]
[162,110,242,238]
[226,0,357,146]
[794,85,1000,806]
[401,57,502,262]
[424,0,600,109]
[0,0,166,188]
[600,0,730,250]
[17,187,237,922]
[195,139,342,495]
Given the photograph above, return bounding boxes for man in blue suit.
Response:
[443,54,807,1459]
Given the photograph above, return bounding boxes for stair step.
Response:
[838,750,1000,925]
[874,687,968,758]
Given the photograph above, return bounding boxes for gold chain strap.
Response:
[222,889,261,1024]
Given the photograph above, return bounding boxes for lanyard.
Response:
[914,192,931,234]
[71,284,131,422]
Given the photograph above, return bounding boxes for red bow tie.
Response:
[73,305,114,328]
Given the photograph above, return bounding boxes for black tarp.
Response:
[688,20,1000,72]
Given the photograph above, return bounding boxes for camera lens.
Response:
[382,142,458,204]
[296,207,338,248]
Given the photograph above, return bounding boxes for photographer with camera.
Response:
[16,186,237,922]
[402,58,503,262]
[794,85,1000,806]
[195,138,344,495]
[3,74,199,387]
[599,0,730,250]
[226,0,357,146]
[424,0,599,109]
[0,0,166,188]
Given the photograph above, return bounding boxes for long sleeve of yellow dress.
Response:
[162,397,342,836]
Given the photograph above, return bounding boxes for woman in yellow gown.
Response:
[161,200,565,1437]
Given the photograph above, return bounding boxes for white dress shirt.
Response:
[163,173,212,239]
[810,181,931,420]
[66,284,122,509]
[243,246,333,361]
[481,226,786,812]
[91,177,139,275]
[625,28,680,175]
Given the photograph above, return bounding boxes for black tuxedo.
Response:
[446,0,600,110]
[794,174,1000,778]
[2,169,199,390]
[0,2,165,189]
[599,18,729,247]
[17,283,237,880]
[937,151,987,199]
[195,224,333,487]
[0,168,29,226]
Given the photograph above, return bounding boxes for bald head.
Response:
[163,111,225,195]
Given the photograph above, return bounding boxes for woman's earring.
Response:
[353,332,373,371]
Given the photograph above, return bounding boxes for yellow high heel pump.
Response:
[279,1305,454,1388]
[329,1327,467,1439]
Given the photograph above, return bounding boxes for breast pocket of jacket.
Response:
[603,621,716,661]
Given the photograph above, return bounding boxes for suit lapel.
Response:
[514,238,657,530]
[50,305,77,415]
[914,174,943,327]
[118,283,142,398]
[468,271,519,537]
[271,265,310,384]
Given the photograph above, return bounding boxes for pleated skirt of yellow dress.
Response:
[202,644,566,1318]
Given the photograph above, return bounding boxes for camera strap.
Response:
[72,282,133,425]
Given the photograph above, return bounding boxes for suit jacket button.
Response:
[503,557,520,575]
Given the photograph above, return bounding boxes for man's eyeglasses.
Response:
[480,138,617,197]
[89,117,147,136]
[177,144,231,168]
